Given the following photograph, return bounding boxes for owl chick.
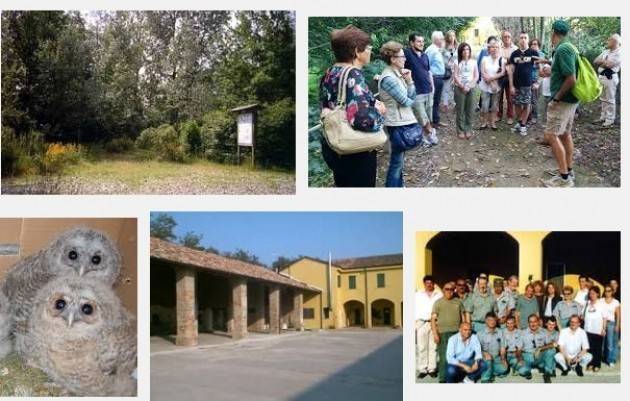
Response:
[17,275,137,396]
[0,291,12,358]
[1,227,122,341]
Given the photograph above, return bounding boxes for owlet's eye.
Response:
[82,303,94,315]
[55,299,66,310]
[91,255,101,265]
[68,250,78,260]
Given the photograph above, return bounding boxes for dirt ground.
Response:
[374,101,620,187]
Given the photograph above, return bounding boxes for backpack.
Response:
[567,43,602,103]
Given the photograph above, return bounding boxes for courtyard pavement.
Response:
[151,328,402,401]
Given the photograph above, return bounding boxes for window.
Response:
[337,275,341,288]
[303,308,315,319]
[349,275,356,289]
[377,273,385,288]
[323,307,330,319]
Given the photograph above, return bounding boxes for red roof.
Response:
[150,238,320,292]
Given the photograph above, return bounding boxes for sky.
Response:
[152,212,403,266]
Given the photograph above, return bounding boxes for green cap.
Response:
[552,20,570,36]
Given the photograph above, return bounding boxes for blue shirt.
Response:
[404,48,432,95]
[446,332,483,365]
[425,44,446,76]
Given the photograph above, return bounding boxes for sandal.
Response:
[491,125,498,130]
[478,124,488,130]
[465,132,473,139]
[457,132,466,139]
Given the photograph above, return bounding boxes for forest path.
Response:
[375,101,619,187]
[2,159,295,195]
[308,100,619,188]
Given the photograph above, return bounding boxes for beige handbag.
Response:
[320,66,387,155]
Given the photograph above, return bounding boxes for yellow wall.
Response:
[283,258,403,329]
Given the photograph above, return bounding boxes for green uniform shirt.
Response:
[494,291,515,320]
[543,329,559,345]
[516,296,539,328]
[479,327,504,357]
[550,38,579,103]
[553,300,581,321]
[432,297,464,332]
[465,291,496,323]
[502,328,523,352]
[521,327,547,353]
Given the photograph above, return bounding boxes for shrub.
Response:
[256,98,296,168]
[40,143,83,175]
[136,127,158,150]
[200,110,235,163]
[135,124,186,162]
[104,137,135,153]
[180,120,203,157]
[1,127,46,177]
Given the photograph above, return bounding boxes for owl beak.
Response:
[79,266,85,276]
[67,311,75,327]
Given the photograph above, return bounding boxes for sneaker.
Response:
[609,363,616,368]
[428,371,437,378]
[462,376,474,383]
[561,368,569,376]
[546,169,576,182]
[417,372,428,379]
[511,123,520,132]
[575,365,584,377]
[541,175,574,188]
[543,374,551,383]
[428,128,439,145]
[518,125,528,136]
[421,135,432,148]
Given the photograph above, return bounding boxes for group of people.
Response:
[319,21,621,188]
[415,274,621,383]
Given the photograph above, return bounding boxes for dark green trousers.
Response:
[438,330,458,382]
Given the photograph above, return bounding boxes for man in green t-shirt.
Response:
[540,20,579,188]
[515,284,540,329]
[431,281,465,383]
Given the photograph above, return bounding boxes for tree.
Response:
[179,231,204,250]
[224,248,262,266]
[271,255,298,271]
[150,213,177,241]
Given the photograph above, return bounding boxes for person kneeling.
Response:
[555,315,593,376]
[445,322,487,383]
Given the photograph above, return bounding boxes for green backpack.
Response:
[567,43,602,103]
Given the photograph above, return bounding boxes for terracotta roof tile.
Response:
[333,253,403,269]
[150,238,320,292]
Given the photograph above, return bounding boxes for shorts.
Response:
[411,92,433,126]
[546,101,579,136]
[513,86,532,105]
[480,91,500,113]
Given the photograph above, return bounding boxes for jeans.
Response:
[481,355,509,382]
[604,321,619,364]
[446,358,487,383]
[385,144,404,187]
[518,350,555,376]
[432,76,445,124]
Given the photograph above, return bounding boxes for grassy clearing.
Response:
[2,151,295,195]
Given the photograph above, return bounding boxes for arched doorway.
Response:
[426,232,519,286]
[371,299,395,327]
[543,232,620,289]
[344,300,365,327]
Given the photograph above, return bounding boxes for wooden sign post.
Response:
[231,104,259,169]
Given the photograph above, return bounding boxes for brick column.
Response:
[292,290,304,331]
[175,266,197,346]
[251,284,265,331]
[269,285,281,335]
[231,277,248,340]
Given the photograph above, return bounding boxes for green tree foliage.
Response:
[150,213,177,241]
[1,10,295,170]
[179,231,205,250]
[223,248,262,266]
